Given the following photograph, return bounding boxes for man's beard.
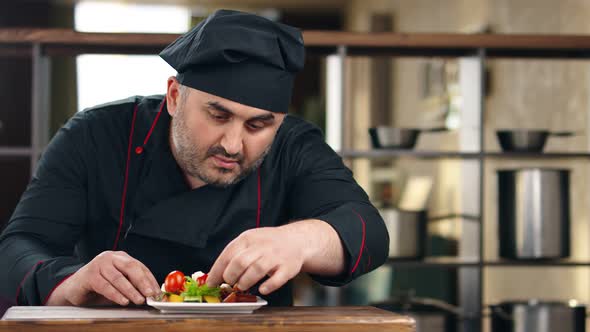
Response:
[170,106,271,188]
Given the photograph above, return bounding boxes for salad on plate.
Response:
[157,270,258,303]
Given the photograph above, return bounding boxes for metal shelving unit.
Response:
[320,35,590,332]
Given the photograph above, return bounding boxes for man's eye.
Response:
[247,122,264,130]
[211,113,229,121]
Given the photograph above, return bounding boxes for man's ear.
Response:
[166,76,181,117]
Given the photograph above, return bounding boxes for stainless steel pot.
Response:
[491,300,585,332]
[497,168,570,259]
[496,130,575,152]
[369,127,447,149]
[379,208,427,259]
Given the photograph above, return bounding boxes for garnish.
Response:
[180,275,221,302]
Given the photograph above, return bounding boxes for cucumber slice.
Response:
[183,295,203,302]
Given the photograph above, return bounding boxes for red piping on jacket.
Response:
[142,101,165,147]
[112,105,139,250]
[113,100,165,250]
[350,210,366,274]
[15,260,44,304]
[256,168,261,228]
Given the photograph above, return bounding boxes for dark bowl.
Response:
[496,130,549,152]
[369,127,420,149]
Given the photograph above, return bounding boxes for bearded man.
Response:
[0,9,389,307]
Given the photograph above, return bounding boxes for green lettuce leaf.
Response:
[180,276,221,300]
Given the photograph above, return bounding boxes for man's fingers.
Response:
[143,266,161,294]
[221,250,262,287]
[206,255,230,287]
[207,239,246,287]
[235,257,275,291]
[112,255,157,298]
[258,268,292,295]
[90,274,130,306]
[100,264,145,305]
[116,251,159,294]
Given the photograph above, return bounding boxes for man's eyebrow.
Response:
[249,113,275,122]
[207,101,233,114]
[207,101,275,122]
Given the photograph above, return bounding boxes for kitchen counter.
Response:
[0,306,415,332]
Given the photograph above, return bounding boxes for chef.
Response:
[0,9,389,307]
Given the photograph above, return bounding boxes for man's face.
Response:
[167,79,286,188]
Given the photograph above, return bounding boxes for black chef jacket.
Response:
[0,95,389,306]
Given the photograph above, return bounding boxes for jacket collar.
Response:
[123,96,236,249]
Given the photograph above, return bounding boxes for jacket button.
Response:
[135,146,144,155]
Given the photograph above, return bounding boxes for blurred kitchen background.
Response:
[3,1,590,331]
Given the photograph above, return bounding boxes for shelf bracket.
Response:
[30,43,51,173]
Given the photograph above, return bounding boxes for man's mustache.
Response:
[206,146,244,163]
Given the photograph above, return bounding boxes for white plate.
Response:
[146,297,267,314]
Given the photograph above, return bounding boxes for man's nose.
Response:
[220,127,244,157]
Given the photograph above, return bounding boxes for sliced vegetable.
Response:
[203,295,220,303]
[223,292,257,303]
[222,292,238,303]
[235,293,257,302]
[166,294,184,302]
[183,295,202,302]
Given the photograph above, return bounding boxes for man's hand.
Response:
[45,251,160,306]
[206,220,345,295]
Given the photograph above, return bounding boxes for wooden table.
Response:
[0,306,414,332]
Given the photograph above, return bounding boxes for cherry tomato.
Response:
[164,270,185,294]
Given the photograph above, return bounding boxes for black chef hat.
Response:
[159,9,305,114]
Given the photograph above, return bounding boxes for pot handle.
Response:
[377,296,484,321]
[549,131,576,137]
[421,127,448,133]
[410,297,464,316]
[490,306,513,321]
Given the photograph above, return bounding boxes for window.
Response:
[75,1,190,112]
